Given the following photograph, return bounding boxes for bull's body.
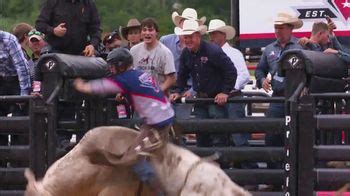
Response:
[151,143,251,196]
[25,126,153,196]
[25,126,250,196]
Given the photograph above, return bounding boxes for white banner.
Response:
[239,0,350,46]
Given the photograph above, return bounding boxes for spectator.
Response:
[97,30,123,59]
[103,30,122,52]
[255,12,303,168]
[0,30,31,101]
[35,0,102,56]
[120,18,142,49]
[130,17,176,94]
[12,23,35,89]
[298,21,350,63]
[9,24,34,150]
[207,19,250,93]
[161,8,206,72]
[298,20,350,145]
[28,29,47,64]
[160,8,206,121]
[207,19,252,153]
[12,23,33,60]
[0,30,31,156]
[170,19,237,150]
[27,29,47,93]
[35,0,102,152]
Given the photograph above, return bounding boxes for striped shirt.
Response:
[0,31,31,95]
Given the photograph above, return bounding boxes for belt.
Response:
[229,89,242,97]
[0,76,18,82]
[197,91,241,98]
[196,92,219,98]
[272,91,284,96]
[197,92,210,98]
[197,92,215,98]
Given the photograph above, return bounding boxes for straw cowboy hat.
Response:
[207,19,236,40]
[174,19,207,36]
[120,18,141,40]
[274,12,303,29]
[172,8,206,27]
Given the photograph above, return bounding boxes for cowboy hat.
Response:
[120,18,141,40]
[172,8,206,27]
[207,19,236,40]
[274,12,303,29]
[174,19,207,36]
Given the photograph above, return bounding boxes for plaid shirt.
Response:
[0,31,31,95]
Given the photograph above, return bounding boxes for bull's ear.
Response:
[24,168,36,183]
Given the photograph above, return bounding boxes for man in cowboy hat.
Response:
[172,8,206,28]
[160,8,206,122]
[207,19,254,167]
[161,8,206,74]
[255,12,303,169]
[170,19,237,151]
[120,18,142,49]
[207,19,250,95]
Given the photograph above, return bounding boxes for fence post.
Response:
[29,98,48,178]
[282,51,309,196]
[46,102,57,166]
[297,95,315,195]
[285,84,304,196]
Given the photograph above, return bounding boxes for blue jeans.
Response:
[173,103,193,120]
[265,103,285,147]
[265,102,285,169]
[193,104,230,147]
[173,103,193,146]
[227,103,258,169]
[133,158,156,183]
[226,103,250,146]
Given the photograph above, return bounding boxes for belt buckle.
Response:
[198,92,208,98]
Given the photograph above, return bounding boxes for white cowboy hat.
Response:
[174,19,207,36]
[274,12,303,29]
[207,19,236,40]
[172,8,206,27]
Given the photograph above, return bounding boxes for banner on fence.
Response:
[239,0,350,48]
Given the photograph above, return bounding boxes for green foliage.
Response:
[0,0,40,31]
[0,0,231,35]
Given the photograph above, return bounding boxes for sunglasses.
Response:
[28,30,44,37]
[105,31,121,44]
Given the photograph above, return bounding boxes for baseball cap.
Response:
[28,29,45,42]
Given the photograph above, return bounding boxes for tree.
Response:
[0,0,231,36]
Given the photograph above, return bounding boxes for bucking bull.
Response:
[24,126,251,196]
